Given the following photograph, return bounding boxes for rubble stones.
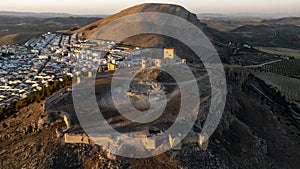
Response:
[55,128,64,138]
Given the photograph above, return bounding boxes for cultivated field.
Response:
[260,59,300,77]
[254,72,300,103]
[0,34,19,46]
[256,47,300,59]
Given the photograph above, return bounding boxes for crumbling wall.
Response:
[61,111,72,130]
[64,133,90,144]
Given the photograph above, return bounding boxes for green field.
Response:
[256,47,300,59]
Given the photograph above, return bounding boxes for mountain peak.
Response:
[75,3,201,39]
[119,3,189,14]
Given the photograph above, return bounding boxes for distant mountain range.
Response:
[1,9,300,50]
[262,17,300,25]
[197,13,300,18]
[1,11,299,19]
[0,11,108,18]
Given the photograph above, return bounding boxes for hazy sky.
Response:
[0,0,299,15]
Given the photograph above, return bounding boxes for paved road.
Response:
[244,59,282,68]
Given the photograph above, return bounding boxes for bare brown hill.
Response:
[75,3,234,62]
[75,3,203,39]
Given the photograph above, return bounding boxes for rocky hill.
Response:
[74,3,236,62]
[76,3,203,39]
[75,3,281,64]
[1,66,300,169]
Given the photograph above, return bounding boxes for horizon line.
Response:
[0,10,299,18]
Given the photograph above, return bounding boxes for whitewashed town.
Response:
[0,32,186,108]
